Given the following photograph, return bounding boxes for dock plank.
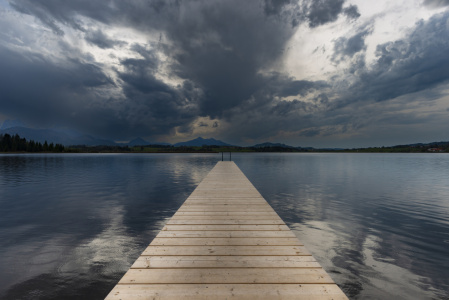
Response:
[131,255,319,269]
[156,230,296,238]
[107,284,348,300]
[149,237,302,246]
[170,215,283,220]
[177,207,274,212]
[118,268,334,284]
[173,211,279,216]
[141,245,311,256]
[166,219,285,225]
[162,224,290,231]
[105,161,348,299]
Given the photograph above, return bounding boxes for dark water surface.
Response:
[0,153,448,299]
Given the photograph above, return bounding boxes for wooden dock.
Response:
[105,161,348,299]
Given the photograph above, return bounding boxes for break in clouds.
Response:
[1,0,449,146]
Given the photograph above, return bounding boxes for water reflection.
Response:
[234,153,449,299]
[1,153,448,299]
[0,153,218,299]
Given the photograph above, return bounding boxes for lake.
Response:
[0,153,448,299]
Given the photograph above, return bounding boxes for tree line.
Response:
[0,133,65,152]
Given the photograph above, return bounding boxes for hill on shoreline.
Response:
[1,124,448,153]
[173,137,234,147]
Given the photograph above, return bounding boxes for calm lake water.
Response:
[0,153,448,299]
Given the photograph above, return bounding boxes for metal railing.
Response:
[221,152,232,161]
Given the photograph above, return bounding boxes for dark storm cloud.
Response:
[298,127,322,137]
[8,0,112,34]
[343,5,361,20]
[118,53,170,95]
[113,47,200,137]
[0,44,112,125]
[5,0,347,117]
[341,11,449,105]
[263,0,292,16]
[85,30,125,49]
[0,40,197,140]
[305,0,345,28]
[5,0,309,139]
[302,0,360,28]
[219,97,320,141]
[221,11,449,143]
[270,99,310,115]
[7,0,446,145]
[164,1,300,118]
[9,0,64,35]
[423,0,449,8]
[276,80,325,97]
[216,72,329,137]
[264,73,329,97]
[332,27,372,62]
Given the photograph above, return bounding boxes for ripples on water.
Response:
[0,154,218,299]
[234,153,449,299]
[0,153,448,299]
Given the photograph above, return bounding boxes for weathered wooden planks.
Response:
[131,255,320,269]
[167,219,286,225]
[108,284,348,300]
[162,224,291,231]
[105,161,348,299]
[149,237,302,246]
[141,245,311,256]
[156,230,297,238]
[118,268,334,284]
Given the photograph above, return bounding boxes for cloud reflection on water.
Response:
[234,153,449,299]
[1,153,448,299]
[0,153,218,299]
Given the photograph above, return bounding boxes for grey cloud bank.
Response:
[0,0,448,147]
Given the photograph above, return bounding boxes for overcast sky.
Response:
[1,0,449,147]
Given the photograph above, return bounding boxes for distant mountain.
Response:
[252,142,294,148]
[318,148,344,151]
[174,137,234,147]
[1,119,25,130]
[121,138,171,147]
[126,138,151,147]
[0,126,116,146]
[406,141,449,147]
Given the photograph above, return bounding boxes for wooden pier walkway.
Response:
[105,161,347,299]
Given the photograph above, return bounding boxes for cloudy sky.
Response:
[1,0,449,147]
